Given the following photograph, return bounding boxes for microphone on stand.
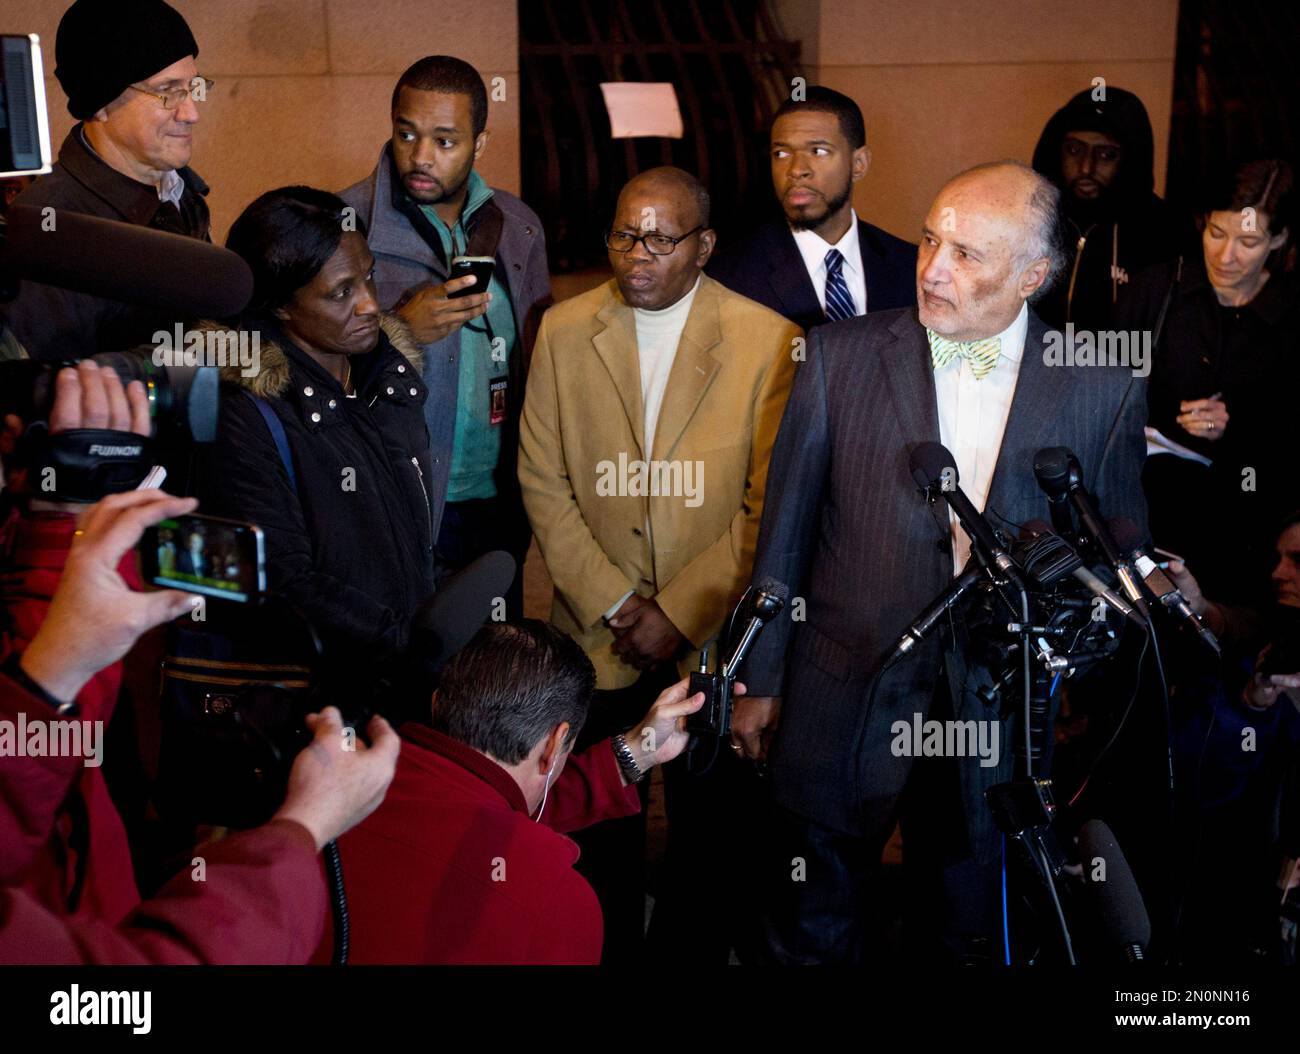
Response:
[1020,519,1142,624]
[1108,518,1221,655]
[888,565,985,663]
[1032,450,1077,543]
[909,441,1029,592]
[1033,447,1149,620]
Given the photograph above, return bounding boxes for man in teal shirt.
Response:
[417,172,518,507]
[341,56,552,615]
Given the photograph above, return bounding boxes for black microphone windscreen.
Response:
[414,550,517,673]
[3,205,254,319]
[1033,447,1072,492]
[1079,819,1151,951]
[755,577,789,602]
[1108,517,1143,554]
[910,441,957,489]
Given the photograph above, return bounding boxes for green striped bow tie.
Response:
[926,330,1001,380]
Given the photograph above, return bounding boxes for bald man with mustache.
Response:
[739,161,1148,964]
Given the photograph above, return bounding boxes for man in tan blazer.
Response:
[518,166,800,962]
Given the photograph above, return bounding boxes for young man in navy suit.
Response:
[707,86,916,329]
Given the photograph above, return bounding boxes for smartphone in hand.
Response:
[140,512,266,603]
[447,256,495,299]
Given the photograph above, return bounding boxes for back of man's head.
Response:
[432,621,594,764]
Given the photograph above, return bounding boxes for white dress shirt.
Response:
[932,302,1030,573]
[790,209,867,317]
[158,167,185,206]
[603,275,702,620]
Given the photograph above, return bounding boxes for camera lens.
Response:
[88,350,219,442]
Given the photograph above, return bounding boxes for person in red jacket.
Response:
[1,359,154,923]
[320,619,732,964]
[0,487,400,963]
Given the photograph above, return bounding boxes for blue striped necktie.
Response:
[823,248,857,321]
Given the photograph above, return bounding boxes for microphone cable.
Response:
[324,840,349,965]
[1068,626,1151,808]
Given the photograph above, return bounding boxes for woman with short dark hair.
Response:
[196,185,435,660]
[1121,159,1299,605]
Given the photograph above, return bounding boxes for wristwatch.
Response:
[2,653,80,716]
[611,734,646,783]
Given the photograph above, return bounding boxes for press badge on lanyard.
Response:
[489,376,508,425]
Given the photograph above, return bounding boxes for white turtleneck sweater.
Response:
[634,274,701,458]
[603,274,703,621]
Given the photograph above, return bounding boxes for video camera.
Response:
[0,33,255,502]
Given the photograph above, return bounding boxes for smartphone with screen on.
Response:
[140,513,266,604]
[447,255,495,299]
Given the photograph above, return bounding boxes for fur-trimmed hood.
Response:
[202,312,423,398]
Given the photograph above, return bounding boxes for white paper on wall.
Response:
[599,82,684,139]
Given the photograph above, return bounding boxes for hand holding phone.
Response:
[394,260,492,345]
[20,491,200,704]
[446,256,495,299]
[140,511,266,604]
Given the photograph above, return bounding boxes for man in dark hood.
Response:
[1032,85,1184,329]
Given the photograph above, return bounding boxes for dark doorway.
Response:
[519,0,802,272]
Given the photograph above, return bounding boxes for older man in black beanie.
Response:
[5,0,213,361]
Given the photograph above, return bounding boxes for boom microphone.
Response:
[2,203,254,318]
[1078,819,1151,963]
[413,550,518,673]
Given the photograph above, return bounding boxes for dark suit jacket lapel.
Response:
[879,310,941,447]
[986,311,1073,511]
[858,218,879,310]
[765,222,824,327]
[591,285,647,459]
[878,311,950,565]
[651,278,722,462]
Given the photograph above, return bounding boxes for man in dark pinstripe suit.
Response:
[735,161,1149,963]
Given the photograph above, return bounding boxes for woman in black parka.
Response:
[197,186,435,663]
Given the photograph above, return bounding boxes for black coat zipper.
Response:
[410,456,434,550]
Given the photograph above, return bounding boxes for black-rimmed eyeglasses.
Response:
[606,226,703,255]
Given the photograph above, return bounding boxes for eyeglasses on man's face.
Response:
[128,78,215,111]
[606,226,703,255]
